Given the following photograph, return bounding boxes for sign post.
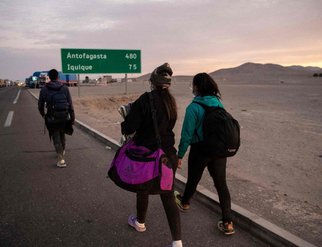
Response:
[77,74,80,97]
[61,48,141,74]
[125,73,128,95]
[61,48,141,95]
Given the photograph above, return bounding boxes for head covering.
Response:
[150,63,173,88]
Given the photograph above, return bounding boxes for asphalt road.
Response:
[0,86,267,246]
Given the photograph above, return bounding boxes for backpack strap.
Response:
[148,92,162,147]
[193,101,223,110]
[193,101,210,110]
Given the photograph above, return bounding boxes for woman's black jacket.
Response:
[121,90,176,152]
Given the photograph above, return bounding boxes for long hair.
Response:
[193,73,221,98]
[155,86,177,121]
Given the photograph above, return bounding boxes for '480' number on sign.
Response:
[128,64,137,70]
[125,53,137,59]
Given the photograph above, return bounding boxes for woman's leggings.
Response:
[182,143,232,222]
[136,149,181,241]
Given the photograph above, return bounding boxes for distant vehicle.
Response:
[58,72,78,86]
[28,71,78,88]
[25,76,38,88]
[0,79,5,87]
[16,81,26,87]
[38,72,50,88]
[32,71,45,88]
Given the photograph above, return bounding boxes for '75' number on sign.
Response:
[128,64,137,70]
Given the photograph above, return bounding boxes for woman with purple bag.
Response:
[121,63,183,247]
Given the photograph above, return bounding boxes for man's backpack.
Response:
[194,102,240,158]
[46,85,70,124]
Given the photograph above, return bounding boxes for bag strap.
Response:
[193,101,210,110]
[148,92,162,147]
[193,101,223,111]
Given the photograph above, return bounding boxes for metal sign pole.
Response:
[125,73,128,95]
[78,74,80,97]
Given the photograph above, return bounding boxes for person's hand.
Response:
[177,158,182,169]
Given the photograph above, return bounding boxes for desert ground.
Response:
[38,75,322,245]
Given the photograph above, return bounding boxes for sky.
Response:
[0,0,322,81]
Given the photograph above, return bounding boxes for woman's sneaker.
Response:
[165,240,183,247]
[174,191,190,211]
[217,220,235,235]
[128,215,146,232]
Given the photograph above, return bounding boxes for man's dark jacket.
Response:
[38,81,75,134]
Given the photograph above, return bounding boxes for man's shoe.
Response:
[57,159,67,168]
[128,215,146,232]
[217,220,235,235]
[174,191,190,211]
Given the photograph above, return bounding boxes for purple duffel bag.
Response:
[108,139,174,194]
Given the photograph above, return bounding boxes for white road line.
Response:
[13,89,21,104]
[4,111,14,127]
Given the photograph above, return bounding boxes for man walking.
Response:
[38,69,75,167]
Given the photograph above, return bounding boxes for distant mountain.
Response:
[210,62,322,83]
[287,65,322,72]
[135,73,193,82]
[211,62,322,76]
[136,62,322,83]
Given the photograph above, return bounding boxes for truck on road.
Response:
[27,71,78,88]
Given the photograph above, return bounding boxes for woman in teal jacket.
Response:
[175,73,235,235]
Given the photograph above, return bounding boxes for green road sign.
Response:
[61,48,141,74]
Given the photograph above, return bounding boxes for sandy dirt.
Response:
[53,78,322,245]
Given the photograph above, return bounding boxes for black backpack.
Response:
[194,102,240,158]
[46,85,71,124]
